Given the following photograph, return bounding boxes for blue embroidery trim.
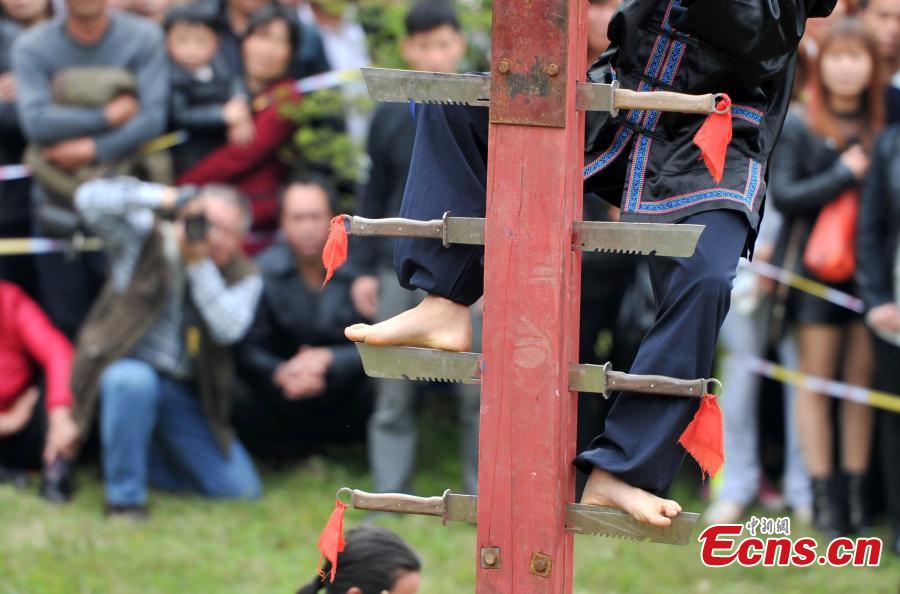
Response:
[634,159,763,214]
[731,105,763,127]
[582,0,676,180]
[625,39,686,212]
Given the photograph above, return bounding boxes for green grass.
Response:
[1,411,897,594]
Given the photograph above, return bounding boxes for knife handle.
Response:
[614,89,717,115]
[350,489,445,517]
[606,370,706,398]
[347,216,444,239]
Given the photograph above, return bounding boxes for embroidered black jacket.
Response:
[583,0,836,240]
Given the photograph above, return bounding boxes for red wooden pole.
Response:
[476,1,587,592]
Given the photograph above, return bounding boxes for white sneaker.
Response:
[703,500,745,525]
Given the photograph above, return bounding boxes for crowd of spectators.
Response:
[0,0,896,558]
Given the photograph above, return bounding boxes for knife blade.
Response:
[346,215,703,257]
[356,344,482,383]
[361,67,721,115]
[361,67,490,106]
[574,221,704,258]
[356,344,716,397]
[341,488,698,545]
[566,503,699,545]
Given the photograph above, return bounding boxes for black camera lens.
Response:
[185,214,209,243]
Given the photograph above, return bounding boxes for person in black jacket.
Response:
[0,0,52,294]
[164,3,254,176]
[860,0,900,123]
[0,19,32,293]
[345,0,838,527]
[856,124,900,556]
[234,176,370,458]
[771,18,881,537]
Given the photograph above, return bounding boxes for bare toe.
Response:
[345,324,370,342]
[647,511,673,528]
[662,500,681,517]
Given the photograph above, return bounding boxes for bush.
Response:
[283,0,493,212]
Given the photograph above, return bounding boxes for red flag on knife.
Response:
[322,215,349,288]
[693,94,732,183]
[316,499,348,583]
[678,393,724,479]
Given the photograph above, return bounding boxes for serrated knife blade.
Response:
[566,503,699,545]
[356,344,482,383]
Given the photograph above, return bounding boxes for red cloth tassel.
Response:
[692,95,732,183]
[316,499,348,583]
[321,215,349,288]
[678,393,724,480]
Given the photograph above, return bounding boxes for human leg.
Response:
[99,359,162,507]
[778,332,812,516]
[0,388,47,472]
[872,335,900,553]
[345,104,490,350]
[153,378,261,500]
[705,305,764,522]
[839,321,875,532]
[577,209,750,525]
[793,322,844,534]
[457,302,483,495]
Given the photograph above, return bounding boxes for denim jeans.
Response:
[100,358,261,506]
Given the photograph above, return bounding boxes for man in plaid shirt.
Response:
[73,178,262,519]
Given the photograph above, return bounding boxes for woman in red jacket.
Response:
[178,4,302,254]
[0,281,78,501]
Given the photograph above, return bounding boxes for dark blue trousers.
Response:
[395,104,749,494]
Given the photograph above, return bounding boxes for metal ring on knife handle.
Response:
[703,377,724,396]
[605,369,707,398]
[614,87,720,115]
[711,93,730,114]
[336,486,353,505]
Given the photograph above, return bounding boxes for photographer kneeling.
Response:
[72,178,263,520]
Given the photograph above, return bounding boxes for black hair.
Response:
[243,3,301,57]
[278,173,339,217]
[163,2,222,35]
[404,0,461,36]
[296,526,421,594]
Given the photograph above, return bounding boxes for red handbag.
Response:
[802,189,859,283]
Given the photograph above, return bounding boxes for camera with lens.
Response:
[184,213,209,243]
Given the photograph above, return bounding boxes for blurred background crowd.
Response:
[0,0,898,568]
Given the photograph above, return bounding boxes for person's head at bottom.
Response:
[297,526,422,594]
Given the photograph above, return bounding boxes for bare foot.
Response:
[581,467,683,528]
[345,294,473,352]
